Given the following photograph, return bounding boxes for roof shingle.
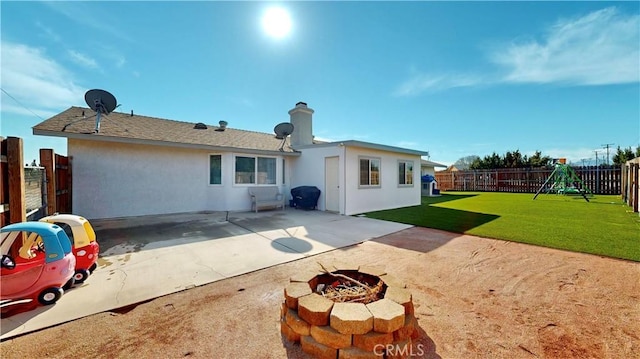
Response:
[33,106,295,154]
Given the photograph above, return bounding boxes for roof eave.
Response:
[32,129,301,157]
[293,140,429,157]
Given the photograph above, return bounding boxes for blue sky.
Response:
[2,1,639,166]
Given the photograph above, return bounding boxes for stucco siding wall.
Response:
[69,139,287,219]
[344,147,421,215]
[421,166,436,176]
[289,146,343,212]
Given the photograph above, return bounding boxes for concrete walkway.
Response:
[1,209,411,340]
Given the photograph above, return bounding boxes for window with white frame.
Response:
[209,154,222,185]
[398,160,414,186]
[359,157,381,187]
[235,155,276,185]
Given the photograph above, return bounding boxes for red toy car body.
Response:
[40,214,99,283]
[1,222,76,313]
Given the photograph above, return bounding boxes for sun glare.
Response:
[262,7,292,38]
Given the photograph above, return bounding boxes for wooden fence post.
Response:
[40,149,56,215]
[7,137,26,224]
[1,137,8,226]
[633,163,639,213]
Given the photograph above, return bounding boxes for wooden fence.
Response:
[621,157,639,213]
[435,166,622,195]
[1,138,11,226]
[0,136,71,226]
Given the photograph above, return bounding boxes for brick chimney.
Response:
[288,102,314,147]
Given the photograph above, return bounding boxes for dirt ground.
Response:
[1,227,638,358]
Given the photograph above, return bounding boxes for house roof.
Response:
[32,106,299,156]
[293,140,430,157]
[421,159,447,167]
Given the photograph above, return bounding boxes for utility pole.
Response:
[601,143,615,165]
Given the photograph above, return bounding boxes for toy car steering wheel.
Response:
[1,254,16,270]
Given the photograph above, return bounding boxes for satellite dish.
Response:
[85,89,117,114]
[84,89,118,133]
[274,122,294,140]
[274,122,294,151]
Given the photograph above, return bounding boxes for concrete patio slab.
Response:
[1,209,411,340]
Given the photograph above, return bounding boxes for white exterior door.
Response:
[325,156,339,212]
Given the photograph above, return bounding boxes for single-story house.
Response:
[33,102,431,219]
[421,159,447,177]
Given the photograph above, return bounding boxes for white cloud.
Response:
[68,50,99,69]
[394,7,639,96]
[1,41,85,114]
[0,102,57,120]
[493,7,639,85]
[393,72,485,96]
[35,22,61,43]
[115,55,126,68]
[42,2,133,43]
[98,45,127,68]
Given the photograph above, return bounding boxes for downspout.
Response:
[342,144,347,215]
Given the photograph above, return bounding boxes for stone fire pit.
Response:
[280,264,420,359]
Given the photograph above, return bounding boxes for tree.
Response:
[466,150,552,169]
[453,155,480,170]
[527,151,552,167]
[613,146,637,165]
[503,150,525,168]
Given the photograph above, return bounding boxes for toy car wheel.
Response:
[73,269,90,283]
[89,263,98,272]
[38,287,63,305]
[63,277,75,290]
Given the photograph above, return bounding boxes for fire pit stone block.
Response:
[282,267,422,359]
[386,338,412,359]
[310,325,353,349]
[284,282,313,309]
[378,274,406,288]
[358,265,387,277]
[332,262,361,272]
[280,320,301,343]
[330,302,374,335]
[353,330,394,352]
[301,335,338,359]
[298,293,334,326]
[285,308,311,336]
[366,299,405,333]
[290,270,322,284]
[393,314,418,341]
[338,346,384,359]
[384,286,414,315]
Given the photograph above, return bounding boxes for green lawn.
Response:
[364,192,640,262]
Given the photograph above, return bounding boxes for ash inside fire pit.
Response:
[313,270,386,304]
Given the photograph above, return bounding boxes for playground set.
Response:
[533,158,593,202]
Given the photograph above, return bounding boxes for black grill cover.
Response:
[291,186,321,210]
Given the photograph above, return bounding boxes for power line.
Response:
[601,143,615,165]
[0,87,45,121]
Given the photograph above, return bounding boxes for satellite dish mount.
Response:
[274,122,294,152]
[84,89,118,133]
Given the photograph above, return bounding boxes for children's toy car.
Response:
[1,222,76,312]
[39,214,99,284]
